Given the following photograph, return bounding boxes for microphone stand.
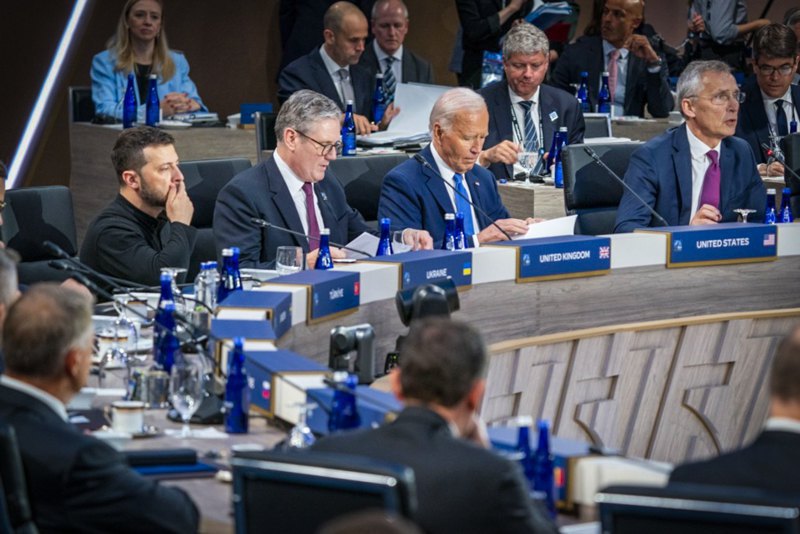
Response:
[761,142,800,185]
[250,218,374,258]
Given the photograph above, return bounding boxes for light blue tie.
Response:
[453,173,475,236]
[518,100,539,152]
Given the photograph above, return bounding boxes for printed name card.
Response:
[490,235,611,282]
[638,223,778,267]
[244,350,327,421]
[217,290,292,339]
[267,270,360,323]
[364,249,473,289]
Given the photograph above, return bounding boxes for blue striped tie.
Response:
[518,101,539,152]
[453,173,475,236]
[383,57,396,105]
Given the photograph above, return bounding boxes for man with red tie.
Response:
[615,60,766,232]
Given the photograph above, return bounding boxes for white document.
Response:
[512,214,577,240]
[345,232,411,259]
[389,82,451,133]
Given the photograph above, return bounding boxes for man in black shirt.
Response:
[80,126,196,286]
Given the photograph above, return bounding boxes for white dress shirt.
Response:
[373,41,403,82]
[509,85,543,175]
[0,374,69,422]
[273,151,326,241]
[686,125,722,218]
[430,143,480,246]
[602,40,628,118]
[319,45,353,104]
[764,417,800,434]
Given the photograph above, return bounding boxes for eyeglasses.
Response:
[756,62,796,77]
[689,90,745,106]
[295,130,342,157]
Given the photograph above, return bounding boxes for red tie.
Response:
[608,49,620,102]
[302,182,321,250]
[700,150,720,208]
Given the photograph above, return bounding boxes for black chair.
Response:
[68,86,95,123]
[329,153,409,225]
[561,142,642,235]
[781,132,800,218]
[182,158,252,278]
[584,113,612,138]
[255,111,278,162]
[231,450,417,534]
[0,186,78,285]
[0,422,38,534]
[597,483,800,534]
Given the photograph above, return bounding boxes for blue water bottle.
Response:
[315,229,334,269]
[341,100,357,157]
[552,127,568,188]
[441,213,456,251]
[145,74,160,126]
[764,188,777,224]
[122,72,137,128]
[328,371,361,432]
[597,71,611,114]
[516,416,536,490]
[372,73,386,124]
[218,247,243,303]
[224,337,250,434]
[154,272,175,353]
[154,302,179,373]
[780,187,794,223]
[376,217,394,256]
[533,419,556,518]
[455,212,468,250]
[577,71,591,113]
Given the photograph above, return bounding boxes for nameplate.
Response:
[245,350,327,420]
[490,235,611,282]
[217,290,292,339]
[306,385,402,436]
[638,223,778,267]
[364,249,472,289]
[210,318,277,373]
[267,270,360,323]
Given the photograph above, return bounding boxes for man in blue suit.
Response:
[214,90,431,269]
[735,23,800,175]
[379,88,537,246]
[615,60,766,233]
[479,23,585,182]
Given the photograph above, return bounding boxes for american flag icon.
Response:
[763,233,776,246]
[599,246,610,259]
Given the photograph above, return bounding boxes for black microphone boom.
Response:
[761,142,800,184]
[582,146,669,227]
[413,153,512,241]
[249,218,374,258]
[43,240,149,289]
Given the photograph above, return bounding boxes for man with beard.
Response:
[80,126,196,286]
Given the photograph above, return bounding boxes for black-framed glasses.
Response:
[295,130,342,157]
[756,62,796,77]
[689,90,745,106]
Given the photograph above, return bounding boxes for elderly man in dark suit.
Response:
[214,90,431,269]
[615,60,765,232]
[670,324,800,493]
[552,0,673,118]
[0,284,199,532]
[479,22,585,182]
[313,318,558,534]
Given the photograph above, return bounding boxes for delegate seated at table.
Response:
[91,0,205,120]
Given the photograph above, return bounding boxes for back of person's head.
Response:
[752,23,798,61]
[3,284,93,380]
[274,90,342,142]
[428,87,486,132]
[503,22,549,59]
[770,325,800,404]
[324,1,366,32]
[111,126,175,183]
[676,60,731,117]
[398,318,487,407]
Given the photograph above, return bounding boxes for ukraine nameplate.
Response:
[268,270,360,323]
[245,350,327,420]
[365,249,472,289]
[490,235,611,282]
[217,290,292,339]
[638,223,778,267]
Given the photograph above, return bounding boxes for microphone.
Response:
[413,153,512,241]
[582,146,669,227]
[249,218,374,258]
[43,241,149,289]
[761,143,800,184]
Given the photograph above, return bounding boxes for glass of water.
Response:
[276,246,303,274]
[169,354,204,438]
[518,151,541,183]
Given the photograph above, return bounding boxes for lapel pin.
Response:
[549,111,559,122]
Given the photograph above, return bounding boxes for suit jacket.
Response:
[614,123,766,232]
[277,48,373,117]
[551,35,673,118]
[670,430,800,494]
[313,407,558,534]
[735,77,800,164]
[358,41,434,85]
[480,80,586,181]
[377,145,510,245]
[0,384,199,533]
[213,156,373,268]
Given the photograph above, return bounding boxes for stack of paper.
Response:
[358,82,450,146]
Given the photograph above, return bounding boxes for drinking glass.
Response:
[169,355,204,438]
[284,402,318,450]
[518,151,541,183]
[734,209,756,223]
[113,293,142,363]
[275,246,303,274]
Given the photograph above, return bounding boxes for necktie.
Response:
[518,100,539,152]
[302,182,321,250]
[775,99,789,137]
[453,173,475,236]
[700,149,720,209]
[338,68,355,104]
[383,56,396,105]
[608,49,620,103]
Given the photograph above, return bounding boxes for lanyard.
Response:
[509,100,544,150]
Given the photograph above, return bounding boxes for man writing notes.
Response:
[378,87,538,247]
[479,22,585,182]
[214,90,431,269]
[551,0,673,118]
[314,318,558,534]
[614,60,766,232]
